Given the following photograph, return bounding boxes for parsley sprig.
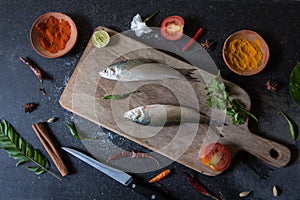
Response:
[205,71,258,125]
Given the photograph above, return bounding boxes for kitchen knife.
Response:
[62,147,169,200]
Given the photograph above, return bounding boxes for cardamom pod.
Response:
[239,191,251,197]
[47,117,58,123]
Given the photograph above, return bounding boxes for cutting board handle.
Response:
[220,126,291,168]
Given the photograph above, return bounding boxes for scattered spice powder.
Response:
[225,38,263,72]
[35,15,71,53]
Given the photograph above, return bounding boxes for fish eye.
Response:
[104,67,115,75]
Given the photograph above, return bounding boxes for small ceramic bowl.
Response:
[30,12,78,58]
[222,30,269,76]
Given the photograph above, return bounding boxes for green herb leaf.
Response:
[16,157,30,166]
[227,99,258,125]
[205,71,258,125]
[103,90,141,100]
[279,112,296,140]
[289,62,300,105]
[27,166,45,174]
[0,119,60,180]
[205,71,229,111]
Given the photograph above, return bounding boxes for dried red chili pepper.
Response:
[19,56,43,82]
[19,56,46,95]
[183,172,218,200]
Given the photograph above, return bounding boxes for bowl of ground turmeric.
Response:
[30,12,78,58]
[222,30,269,76]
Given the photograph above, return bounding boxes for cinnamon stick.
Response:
[32,122,69,176]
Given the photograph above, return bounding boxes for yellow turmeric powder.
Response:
[225,38,262,71]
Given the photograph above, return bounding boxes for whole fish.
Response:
[123,104,211,126]
[99,59,196,81]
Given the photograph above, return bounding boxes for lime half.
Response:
[92,30,110,48]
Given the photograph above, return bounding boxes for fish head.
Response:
[124,106,151,125]
[99,65,122,80]
[99,60,155,81]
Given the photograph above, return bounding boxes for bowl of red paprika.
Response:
[30,12,78,58]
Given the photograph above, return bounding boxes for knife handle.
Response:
[128,180,168,200]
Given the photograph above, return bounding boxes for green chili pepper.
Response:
[279,111,296,141]
[65,122,97,140]
[65,122,80,140]
[143,10,160,23]
[103,90,141,100]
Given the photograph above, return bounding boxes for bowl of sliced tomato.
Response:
[200,142,231,173]
[161,15,185,41]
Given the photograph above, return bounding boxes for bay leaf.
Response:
[289,62,300,105]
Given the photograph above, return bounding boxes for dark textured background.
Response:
[1,0,300,200]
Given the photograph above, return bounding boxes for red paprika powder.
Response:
[35,15,71,53]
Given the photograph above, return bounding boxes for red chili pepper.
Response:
[148,169,171,183]
[183,172,218,200]
[182,27,203,52]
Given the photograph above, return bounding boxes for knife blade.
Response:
[62,147,169,200]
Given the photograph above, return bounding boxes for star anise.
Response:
[201,39,214,51]
[265,79,278,92]
[22,102,38,113]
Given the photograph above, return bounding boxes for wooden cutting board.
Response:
[60,26,290,176]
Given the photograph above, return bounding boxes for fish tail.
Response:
[175,68,198,81]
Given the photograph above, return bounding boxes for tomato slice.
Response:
[161,15,184,41]
[200,142,231,172]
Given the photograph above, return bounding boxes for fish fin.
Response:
[174,68,198,81]
[135,59,158,64]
